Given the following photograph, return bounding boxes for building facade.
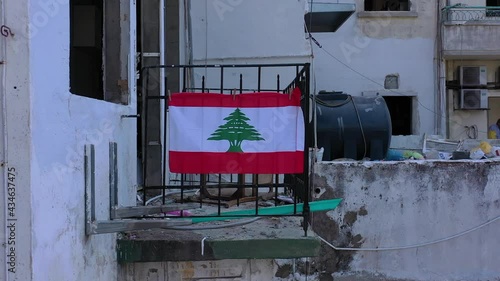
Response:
[2,0,500,280]
[189,0,500,140]
[441,0,500,139]
[1,0,137,280]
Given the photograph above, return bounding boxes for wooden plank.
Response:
[112,203,199,218]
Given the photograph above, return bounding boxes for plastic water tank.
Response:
[314,92,392,161]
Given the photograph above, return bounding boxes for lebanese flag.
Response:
[168,88,305,174]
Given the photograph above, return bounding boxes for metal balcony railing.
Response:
[442,6,500,23]
[138,63,314,235]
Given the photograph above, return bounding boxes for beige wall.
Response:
[488,97,500,127]
[356,0,438,39]
[446,60,500,139]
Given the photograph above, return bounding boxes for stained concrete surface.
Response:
[312,160,500,281]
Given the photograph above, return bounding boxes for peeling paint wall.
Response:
[0,0,138,280]
[443,24,500,57]
[314,161,500,281]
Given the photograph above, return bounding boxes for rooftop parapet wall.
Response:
[312,160,500,281]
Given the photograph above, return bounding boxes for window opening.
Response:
[364,0,410,11]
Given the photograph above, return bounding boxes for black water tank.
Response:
[314,92,392,161]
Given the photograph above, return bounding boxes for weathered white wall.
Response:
[312,0,437,135]
[314,161,500,281]
[188,0,312,92]
[1,0,33,280]
[446,60,500,139]
[190,0,311,61]
[20,0,137,280]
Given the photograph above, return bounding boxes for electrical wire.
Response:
[318,213,500,252]
[162,217,261,230]
[145,189,198,205]
[465,125,478,139]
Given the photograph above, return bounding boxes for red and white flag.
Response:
[168,88,305,174]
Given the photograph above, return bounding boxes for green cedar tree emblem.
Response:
[207,108,265,152]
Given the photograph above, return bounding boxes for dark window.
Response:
[383,96,412,135]
[364,0,410,11]
[486,0,500,17]
[70,0,103,99]
[70,0,125,103]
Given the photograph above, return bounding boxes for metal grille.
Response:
[442,6,500,22]
[139,63,312,234]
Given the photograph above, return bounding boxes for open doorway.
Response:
[383,96,413,135]
[488,97,500,131]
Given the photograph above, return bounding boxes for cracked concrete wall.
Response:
[443,24,500,57]
[313,160,500,281]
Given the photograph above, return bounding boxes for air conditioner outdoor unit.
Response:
[458,66,487,86]
[460,89,488,109]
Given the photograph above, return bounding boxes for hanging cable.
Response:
[465,125,478,139]
[318,214,500,252]
[162,217,261,230]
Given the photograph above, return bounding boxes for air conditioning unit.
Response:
[458,66,487,86]
[459,89,488,109]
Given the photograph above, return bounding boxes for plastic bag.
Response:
[470,148,485,160]
[479,141,492,154]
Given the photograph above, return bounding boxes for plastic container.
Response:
[314,92,392,161]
